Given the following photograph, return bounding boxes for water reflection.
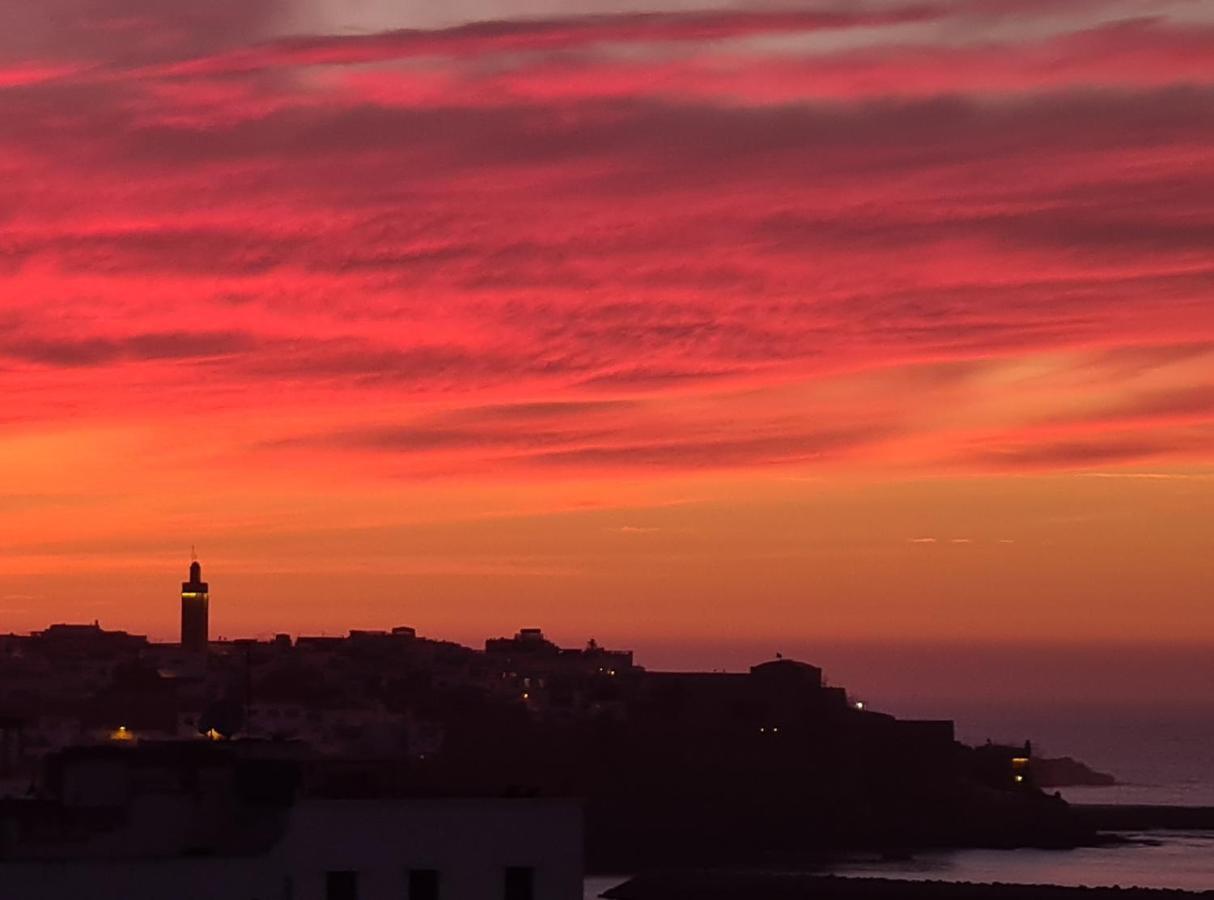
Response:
[830,832,1214,892]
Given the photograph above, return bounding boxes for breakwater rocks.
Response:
[603,873,1214,900]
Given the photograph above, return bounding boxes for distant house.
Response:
[971,740,1035,790]
[639,656,847,735]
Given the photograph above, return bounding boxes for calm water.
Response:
[829,832,1214,892]
[585,835,1214,897]
[902,700,1214,808]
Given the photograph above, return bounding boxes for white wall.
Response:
[0,798,583,900]
[280,798,583,900]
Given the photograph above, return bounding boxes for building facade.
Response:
[0,798,582,900]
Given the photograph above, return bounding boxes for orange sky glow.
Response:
[2,0,1212,702]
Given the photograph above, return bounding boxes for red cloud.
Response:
[0,0,1212,479]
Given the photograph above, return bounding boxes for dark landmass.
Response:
[1034,757,1116,787]
[1073,804,1214,831]
[0,617,1098,871]
[1029,753,1112,782]
[604,873,1214,900]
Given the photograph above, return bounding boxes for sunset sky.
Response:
[2,0,1212,699]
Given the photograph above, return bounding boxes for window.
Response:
[326,870,358,900]
[504,866,535,900]
[408,868,440,900]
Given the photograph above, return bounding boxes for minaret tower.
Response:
[181,555,210,653]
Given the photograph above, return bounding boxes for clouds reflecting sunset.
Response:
[2,0,1212,684]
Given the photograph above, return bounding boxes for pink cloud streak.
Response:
[0,0,1211,480]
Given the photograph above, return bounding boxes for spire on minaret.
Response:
[181,556,210,653]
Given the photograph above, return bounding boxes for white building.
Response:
[0,796,582,900]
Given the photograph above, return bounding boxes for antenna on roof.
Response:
[191,544,198,563]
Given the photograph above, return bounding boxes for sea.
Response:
[584,700,1214,899]
[940,699,1214,809]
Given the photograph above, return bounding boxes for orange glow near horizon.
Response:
[1,0,1213,695]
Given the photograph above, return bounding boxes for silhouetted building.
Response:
[486,628,560,657]
[749,658,823,689]
[973,740,1035,791]
[180,560,209,653]
[29,622,147,658]
[0,715,22,777]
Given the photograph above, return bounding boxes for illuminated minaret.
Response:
[180,558,210,653]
